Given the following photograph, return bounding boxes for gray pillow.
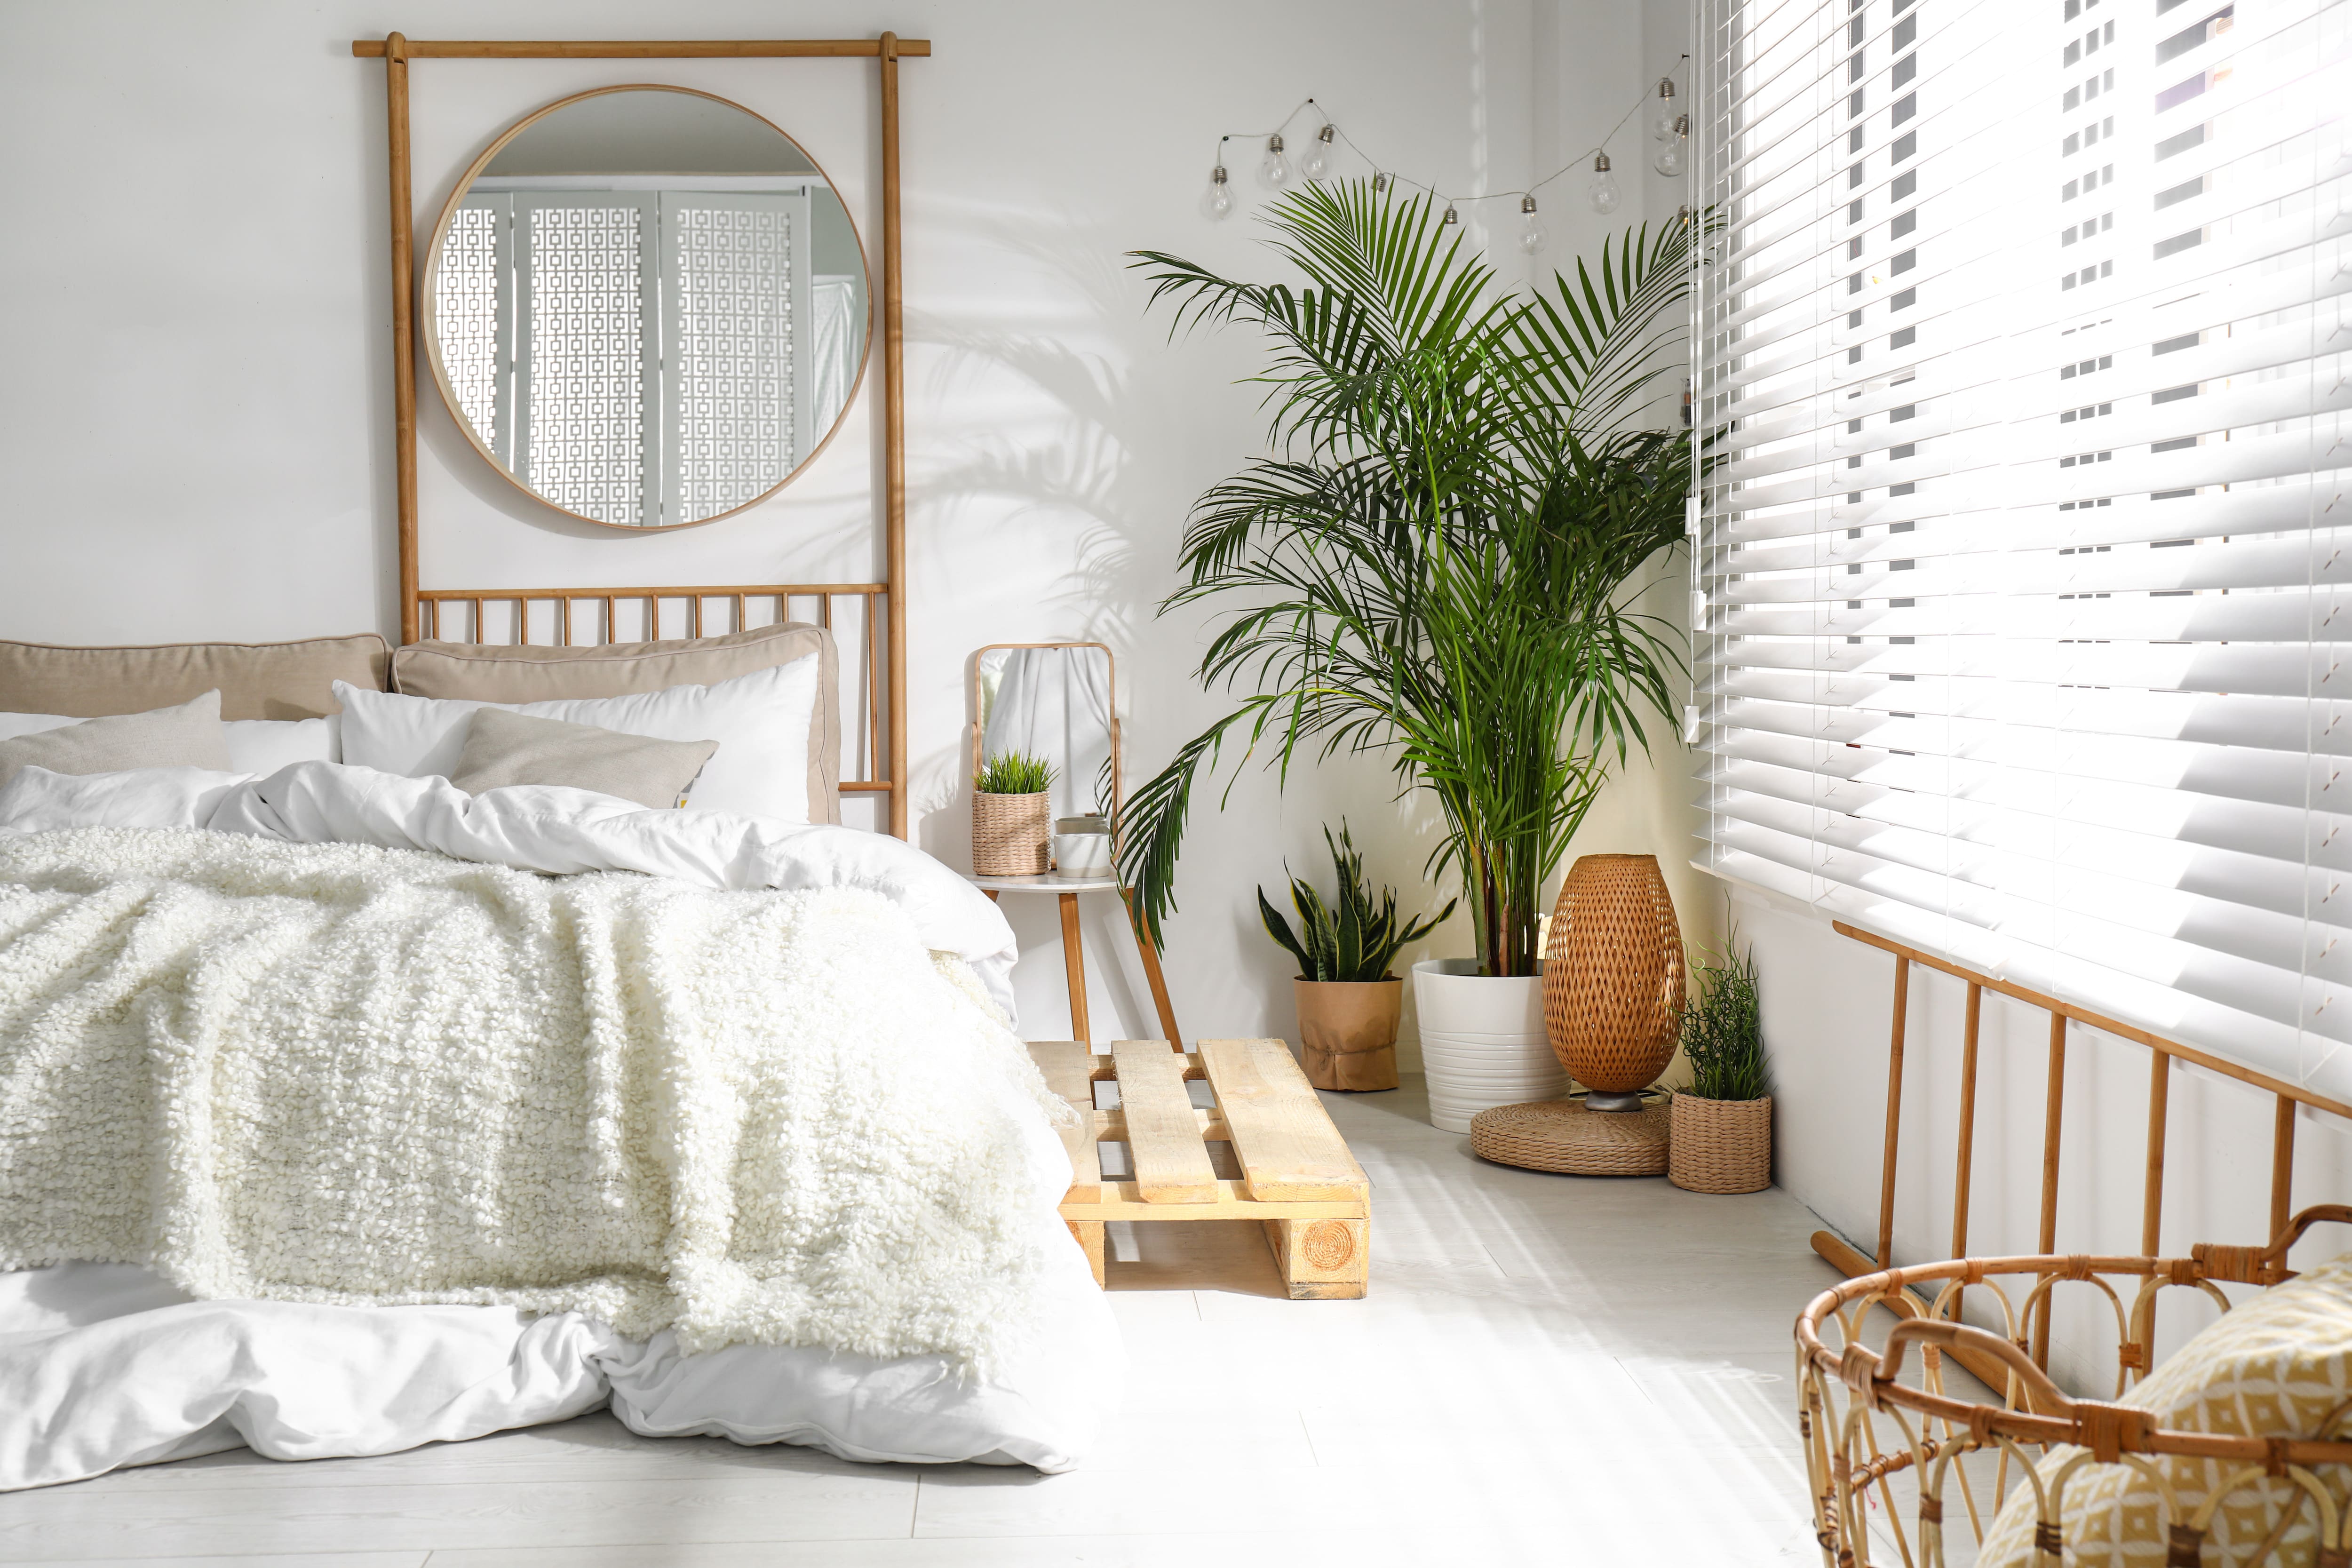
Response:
[0,691,231,789]
[448,708,718,810]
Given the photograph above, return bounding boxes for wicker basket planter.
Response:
[1668,1092,1772,1194]
[972,789,1051,876]
[1294,979,1402,1092]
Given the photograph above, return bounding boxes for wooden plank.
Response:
[383,33,418,646]
[1026,1042,1101,1204]
[1059,1180,1367,1222]
[879,32,908,838]
[1109,1039,1217,1203]
[1094,1107,1229,1144]
[353,38,935,57]
[1065,1220,1104,1288]
[1263,1218,1370,1300]
[1197,1038,1368,1203]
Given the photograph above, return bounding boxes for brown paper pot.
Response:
[1295,979,1403,1092]
[972,790,1051,876]
[1668,1093,1773,1194]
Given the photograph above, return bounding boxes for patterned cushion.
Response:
[1979,1253,2352,1567]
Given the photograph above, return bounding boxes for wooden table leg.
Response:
[1122,887,1182,1048]
[1059,891,1089,1043]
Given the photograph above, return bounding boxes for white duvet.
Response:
[0,764,1120,1488]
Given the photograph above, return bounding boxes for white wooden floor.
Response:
[0,1076,1862,1567]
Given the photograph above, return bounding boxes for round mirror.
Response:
[423,87,871,531]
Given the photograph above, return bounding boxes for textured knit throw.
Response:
[0,827,1065,1375]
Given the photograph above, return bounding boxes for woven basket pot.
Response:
[1543,853,1686,1092]
[1668,1093,1772,1194]
[972,789,1051,876]
[1295,979,1402,1092]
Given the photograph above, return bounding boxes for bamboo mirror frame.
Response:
[354,33,928,837]
[417,83,875,534]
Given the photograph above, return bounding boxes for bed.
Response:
[0,616,1122,1490]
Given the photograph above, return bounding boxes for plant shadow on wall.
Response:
[1117,178,1711,981]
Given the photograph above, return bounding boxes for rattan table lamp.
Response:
[1470,854,1683,1175]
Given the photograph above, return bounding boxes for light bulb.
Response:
[1441,203,1459,226]
[1651,76,1680,141]
[1518,194,1547,255]
[1587,152,1621,215]
[1373,171,1390,194]
[1258,134,1291,189]
[1654,141,1688,178]
[1300,124,1335,181]
[1201,165,1233,220]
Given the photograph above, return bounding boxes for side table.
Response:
[968,874,1182,1045]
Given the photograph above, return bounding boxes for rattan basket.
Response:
[1797,1207,2352,1568]
[972,789,1051,876]
[1667,1092,1771,1194]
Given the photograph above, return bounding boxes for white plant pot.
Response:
[1411,958,1568,1134]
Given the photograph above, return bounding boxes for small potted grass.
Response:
[1260,823,1454,1091]
[973,750,1056,876]
[1669,941,1772,1194]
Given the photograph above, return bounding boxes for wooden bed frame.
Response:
[357,32,927,836]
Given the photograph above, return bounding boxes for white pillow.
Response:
[0,711,336,775]
[333,655,819,826]
[223,717,339,773]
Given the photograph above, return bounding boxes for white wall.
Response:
[0,0,1710,1056]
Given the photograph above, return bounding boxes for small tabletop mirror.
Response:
[423,85,871,531]
[972,643,1119,824]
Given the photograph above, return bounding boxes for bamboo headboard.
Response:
[413,582,895,822]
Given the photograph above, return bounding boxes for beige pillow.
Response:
[0,691,232,789]
[0,635,389,721]
[448,708,718,810]
[390,623,840,824]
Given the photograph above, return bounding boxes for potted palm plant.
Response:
[1260,822,1454,1091]
[973,750,1055,877]
[1117,181,1702,1133]
[1669,943,1772,1194]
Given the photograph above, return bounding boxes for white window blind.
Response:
[1693,0,2352,1090]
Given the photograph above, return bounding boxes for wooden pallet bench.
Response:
[1028,1038,1370,1300]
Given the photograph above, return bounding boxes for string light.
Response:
[1588,152,1621,215]
[1258,134,1291,189]
[1650,77,1681,142]
[1300,124,1336,181]
[1518,194,1547,255]
[1654,116,1689,178]
[1202,164,1233,220]
[1193,65,1686,230]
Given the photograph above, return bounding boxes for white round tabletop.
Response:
[965,872,1124,894]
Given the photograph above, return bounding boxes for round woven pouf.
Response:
[1469,1095,1671,1177]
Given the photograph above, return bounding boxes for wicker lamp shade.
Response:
[1543,854,1685,1092]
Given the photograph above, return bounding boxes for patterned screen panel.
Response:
[523,203,649,528]
[435,202,504,455]
[667,201,795,525]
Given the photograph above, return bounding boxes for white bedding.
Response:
[0,763,1118,1487]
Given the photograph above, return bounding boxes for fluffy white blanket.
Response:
[0,808,1064,1377]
